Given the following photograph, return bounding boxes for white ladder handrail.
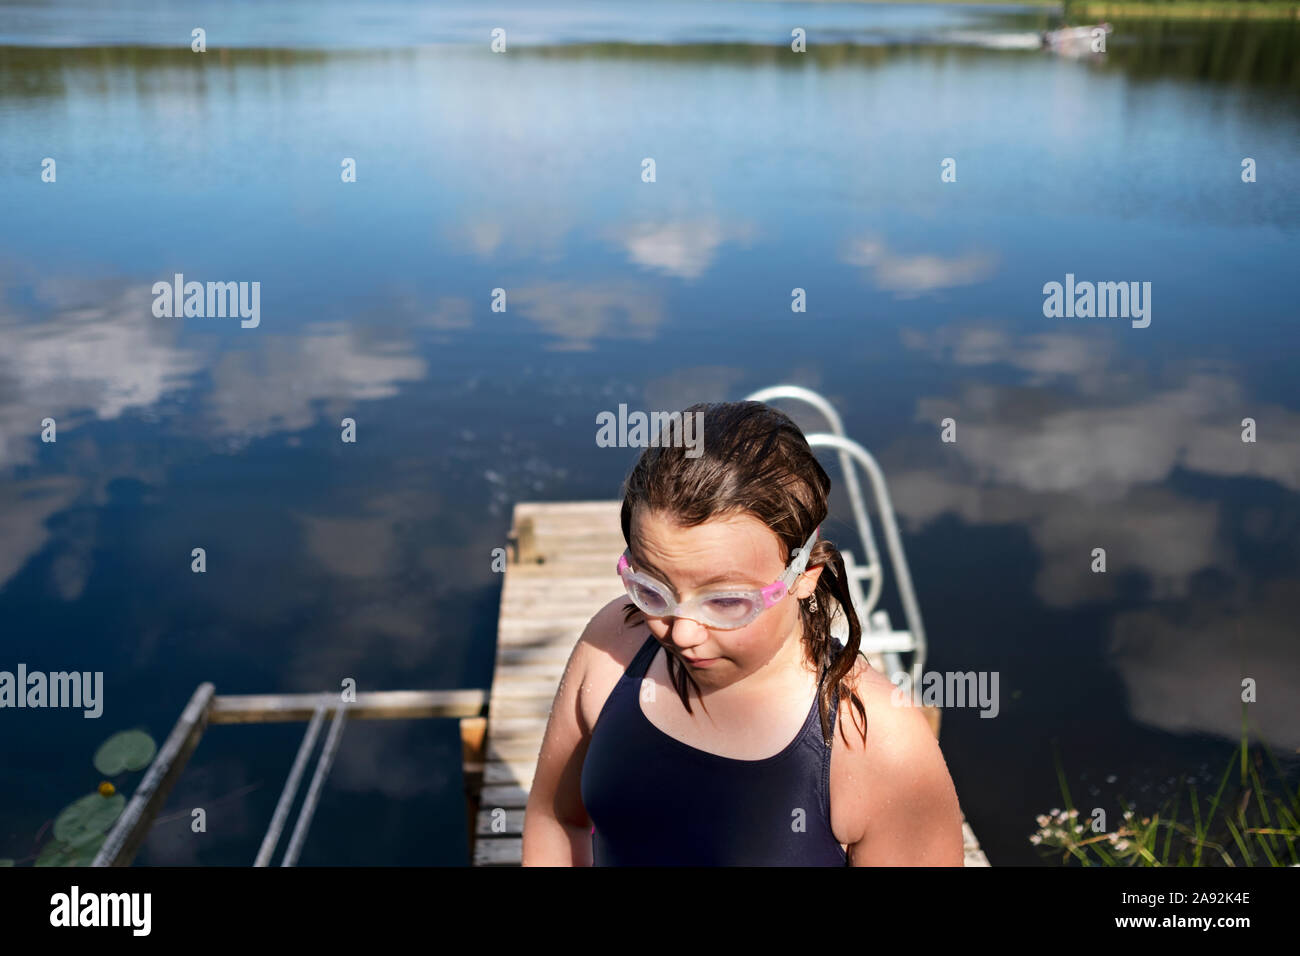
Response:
[804,432,927,685]
[744,386,884,613]
[744,387,927,685]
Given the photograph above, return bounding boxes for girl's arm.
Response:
[845,669,967,866]
[520,604,615,866]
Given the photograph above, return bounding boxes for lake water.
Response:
[1,0,1297,866]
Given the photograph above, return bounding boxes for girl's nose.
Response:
[667,613,710,647]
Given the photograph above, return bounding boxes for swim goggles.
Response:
[616,526,820,630]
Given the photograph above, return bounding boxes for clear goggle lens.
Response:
[624,578,762,628]
[616,526,818,630]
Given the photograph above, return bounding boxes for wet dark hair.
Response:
[618,400,868,748]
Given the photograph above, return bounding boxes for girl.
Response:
[522,401,965,865]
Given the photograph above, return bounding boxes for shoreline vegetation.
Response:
[772,0,1300,20]
[1034,706,1300,867]
[1066,0,1300,18]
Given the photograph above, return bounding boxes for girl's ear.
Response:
[791,563,824,600]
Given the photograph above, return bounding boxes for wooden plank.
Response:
[474,837,525,866]
[479,784,529,808]
[502,585,618,600]
[209,689,487,724]
[494,645,578,666]
[476,808,526,835]
[490,698,557,719]
[483,761,536,788]
[494,622,589,640]
[490,678,566,698]
[516,507,621,521]
[509,534,621,553]
[490,663,566,681]
[93,683,215,866]
[483,717,550,741]
[500,589,623,609]
[497,616,594,632]
[486,739,543,762]
[502,560,620,579]
[495,629,587,648]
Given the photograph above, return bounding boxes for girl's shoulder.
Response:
[572,597,653,734]
[578,597,650,665]
[831,647,924,750]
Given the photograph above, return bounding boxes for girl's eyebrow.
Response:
[629,548,766,588]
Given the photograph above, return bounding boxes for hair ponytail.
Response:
[800,539,868,747]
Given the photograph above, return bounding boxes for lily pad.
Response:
[35,834,105,867]
[93,730,156,775]
[53,792,125,847]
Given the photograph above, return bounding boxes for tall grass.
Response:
[1031,702,1300,866]
[1064,1,1300,20]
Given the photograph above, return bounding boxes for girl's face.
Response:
[627,507,822,682]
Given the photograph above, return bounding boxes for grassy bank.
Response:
[1067,0,1300,18]
[775,0,1300,19]
[1034,706,1300,867]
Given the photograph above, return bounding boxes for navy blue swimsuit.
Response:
[580,632,849,866]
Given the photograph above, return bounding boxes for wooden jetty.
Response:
[471,499,991,867]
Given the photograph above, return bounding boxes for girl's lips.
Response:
[683,656,719,667]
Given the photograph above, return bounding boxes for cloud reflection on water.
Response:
[843,236,999,297]
[0,275,432,591]
[894,320,1300,748]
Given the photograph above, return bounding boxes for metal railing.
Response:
[744,385,927,686]
[92,687,488,867]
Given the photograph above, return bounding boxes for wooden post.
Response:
[921,705,942,739]
[515,516,538,563]
[461,716,487,864]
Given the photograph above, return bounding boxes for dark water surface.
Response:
[1,0,1297,865]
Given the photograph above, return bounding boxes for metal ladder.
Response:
[744,385,927,688]
[91,687,488,866]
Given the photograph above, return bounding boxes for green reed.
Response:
[1031,702,1300,866]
